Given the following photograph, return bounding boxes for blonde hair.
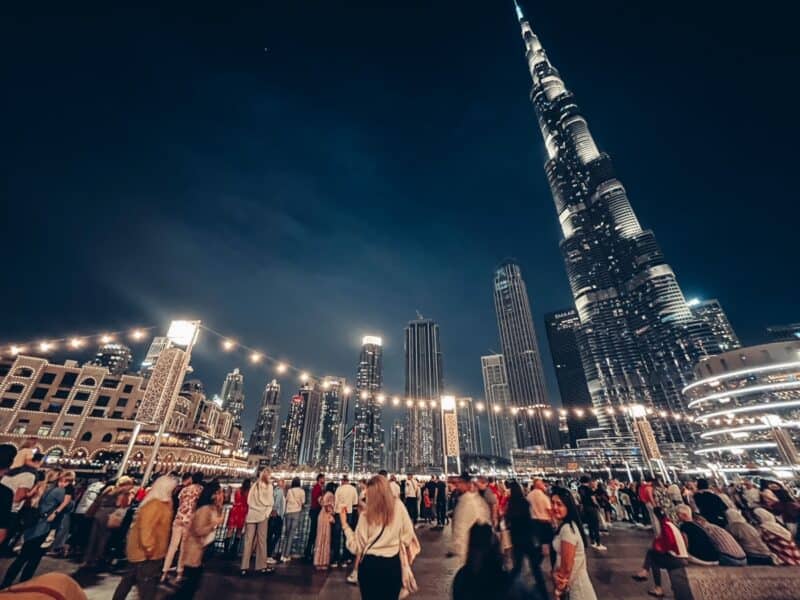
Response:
[364,475,395,527]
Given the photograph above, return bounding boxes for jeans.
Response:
[241,519,268,571]
[305,508,320,558]
[279,511,301,557]
[359,554,401,600]
[1,535,48,587]
[583,508,601,545]
[112,559,161,600]
[267,515,283,557]
[643,548,687,586]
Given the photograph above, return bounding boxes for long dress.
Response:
[226,489,249,532]
[313,492,334,569]
[553,522,597,600]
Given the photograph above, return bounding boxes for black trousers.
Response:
[305,508,320,558]
[643,549,686,586]
[436,502,446,526]
[1,535,47,587]
[267,515,283,557]
[404,498,418,524]
[510,540,547,599]
[583,508,601,545]
[331,519,343,564]
[359,554,402,600]
[172,565,203,599]
[112,559,161,600]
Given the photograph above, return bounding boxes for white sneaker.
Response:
[594,544,608,551]
[266,557,277,565]
[347,571,358,584]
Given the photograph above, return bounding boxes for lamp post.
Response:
[440,395,460,477]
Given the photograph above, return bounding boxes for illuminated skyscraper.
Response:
[249,379,281,460]
[298,383,323,466]
[404,317,444,470]
[88,343,133,376]
[352,336,384,472]
[481,354,516,459]
[512,1,722,442]
[388,420,407,473]
[456,397,480,455]
[689,299,740,351]
[219,368,245,429]
[493,261,554,448]
[317,377,348,469]
[277,392,306,466]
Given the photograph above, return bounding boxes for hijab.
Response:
[140,475,178,508]
[754,507,792,541]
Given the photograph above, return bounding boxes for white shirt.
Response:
[527,488,551,521]
[344,498,416,558]
[285,487,305,514]
[246,480,274,523]
[1,471,36,512]
[405,479,418,498]
[389,481,401,498]
[335,483,359,513]
[743,487,761,508]
[450,491,490,564]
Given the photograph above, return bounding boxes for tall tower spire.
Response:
[513,0,524,22]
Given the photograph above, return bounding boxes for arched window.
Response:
[13,367,34,378]
[79,377,97,387]
[80,431,92,442]
[101,433,113,443]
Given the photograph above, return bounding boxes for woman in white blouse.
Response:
[339,475,417,599]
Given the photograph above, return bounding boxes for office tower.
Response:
[352,336,384,472]
[544,309,593,447]
[219,368,245,429]
[298,383,324,466]
[688,299,741,351]
[318,377,348,469]
[139,336,169,377]
[512,1,722,442]
[456,397,480,455]
[481,354,516,459]
[88,343,133,376]
[249,379,281,460]
[404,317,444,470]
[493,260,554,448]
[277,392,306,465]
[766,323,800,342]
[388,420,407,473]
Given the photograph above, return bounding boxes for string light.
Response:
[250,353,262,363]
[222,339,236,351]
[275,363,287,374]
[429,399,437,408]
[377,394,385,405]
[418,400,426,408]
[406,399,414,408]
[131,329,145,341]
[9,345,22,356]
[493,405,501,413]
[360,391,369,400]
[39,342,53,352]
[69,338,84,349]
[300,372,309,383]
[392,396,400,406]
[475,402,485,412]
[100,334,113,344]
[343,386,352,395]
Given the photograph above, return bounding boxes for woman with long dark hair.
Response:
[505,480,546,598]
[452,523,512,600]
[551,486,597,600]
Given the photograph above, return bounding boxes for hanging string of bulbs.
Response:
[0,323,748,425]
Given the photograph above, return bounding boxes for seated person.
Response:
[694,514,746,566]
[632,507,688,599]
[724,509,773,565]
[675,504,719,565]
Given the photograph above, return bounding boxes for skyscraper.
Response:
[219,368,245,430]
[388,420,407,473]
[298,383,324,466]
[88,343,133,376]
[493,261,554,448]
[544,309,594,447]
[456,397,480,455]
[404,317,444,470]
[352,336,384,472]
[689,299,741,351]
[317,377,348,469]
[481,354,516,459]
[277,392,306,466]
[512,1,722,442]
[249,379,281,461]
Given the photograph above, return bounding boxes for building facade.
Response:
[352,337,384,472]
[512,1,722,443]
[493,260,554,448]
[481,354,516,459]
[298,383,323,466]
[248,379,281,460]
[388,419,406,473]
[690,299,740,352]
[0,355,246,477]
[404,318,444,470]
[456,397,480,455]
[317,377,348,470]
[219,368,245,430]
[277,392,306,466]
[544,309,594,447]
[88,343,133,376]
[139,336,168,378]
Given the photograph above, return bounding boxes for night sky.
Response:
[2,1,798,436]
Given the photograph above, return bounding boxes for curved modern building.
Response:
[685,341,800,468]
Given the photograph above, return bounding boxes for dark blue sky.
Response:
[3,1,798,434]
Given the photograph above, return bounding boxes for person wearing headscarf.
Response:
[112,475,178,600]
[753,507,800,565]
[724,509,773,565]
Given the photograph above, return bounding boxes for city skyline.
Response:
[2,2,798,437]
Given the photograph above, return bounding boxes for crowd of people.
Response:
[1,436,799,600]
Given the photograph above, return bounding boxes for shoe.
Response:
[331,562,339,568]
[266,557,277,565]
[632,574,648,582]
[281,556,292,563]
[239,570,248,577]
[160,573,169,583]
[647,591,665,598]
[594,544,608,551]
[346,571,358,584]
[259,568,275,575]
